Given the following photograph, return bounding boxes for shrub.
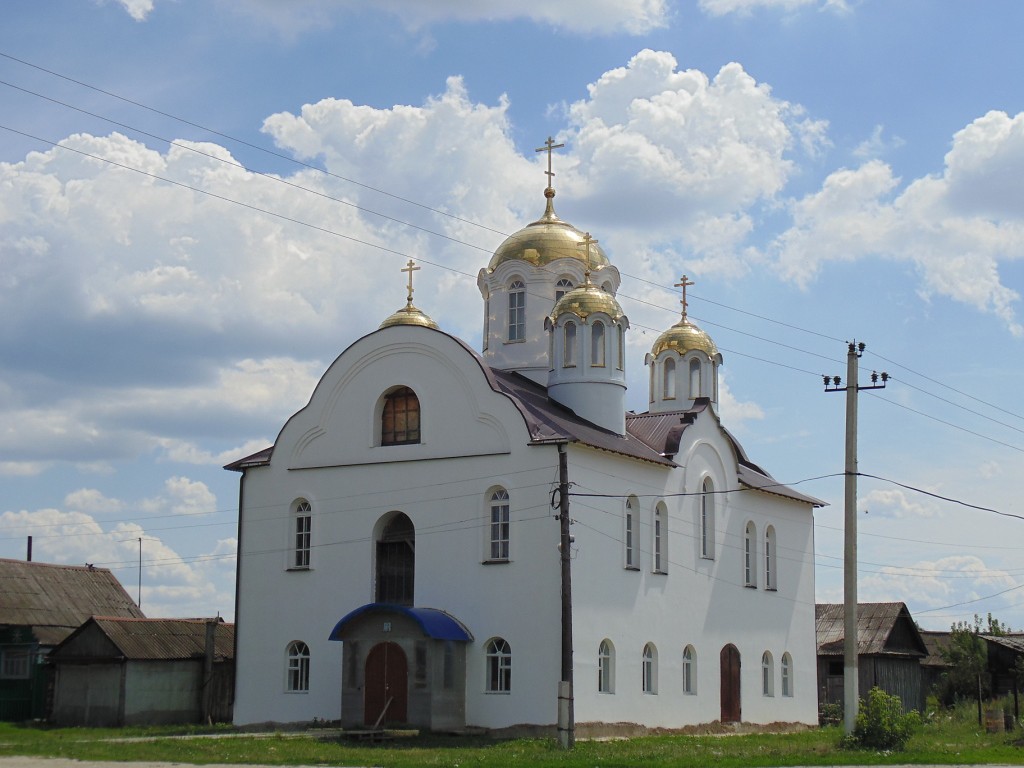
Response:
[818,701,843,726]
[843,686,921,751]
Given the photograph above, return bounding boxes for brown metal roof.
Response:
[816,602,928,657]
[0,559,144,645]
[60,617,235,661]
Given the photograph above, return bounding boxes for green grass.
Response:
[0,705,1021,768]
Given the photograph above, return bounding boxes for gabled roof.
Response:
[816,602,928,658]
[627,402,826,507]
[0,559,144,645]
[984,632,1024,655]
[54,617,234,661]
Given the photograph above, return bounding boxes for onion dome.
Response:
[379,259,439,330]
[651,318,718,358]
[487,191,611,272]
[551,281,625,322]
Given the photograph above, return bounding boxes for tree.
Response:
[937,615,989,709]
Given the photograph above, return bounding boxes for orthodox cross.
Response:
[675,275,695,319]
[401,259,420,305]
[578,232,598,283]
[535,136,565,191]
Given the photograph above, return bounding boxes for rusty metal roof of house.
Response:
[0,559,144,645]
[816,602,928,658]
[56,617,235,661]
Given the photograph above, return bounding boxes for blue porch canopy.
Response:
[328,603,473,642]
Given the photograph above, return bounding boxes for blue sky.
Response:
[1,0,1023,630]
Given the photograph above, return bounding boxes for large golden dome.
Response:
[651,318,718,358]
[488,197,611,272]
[551,282,625,321]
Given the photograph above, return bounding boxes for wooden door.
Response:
[364,642,408,726]
[720,644,741,723]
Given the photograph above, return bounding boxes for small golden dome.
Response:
[379,303,439,330]
[651,318,718,358]
[551,282,625,321]
[488,198,611,272]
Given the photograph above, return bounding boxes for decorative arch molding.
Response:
[285,336,513,467]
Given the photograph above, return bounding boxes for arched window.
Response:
[486,638,511,693]
[286,641,310,692]
[563,322,577,367]
[682,645,696,694]
[664,358,676,399]
[488,488,510,561]
[653,502,667,573]
[292,499,311,569]
[598,639,615,694]
[781,652,793,697]
[744,521,757,587]
[761,651,774,696]
[689,358,701,398]
[624,496,637,569]
[382,387,420,445]
[376,513,414,605]
[555,278,574,301]
[700,478,715,559]
[591,321,605,367]
[507,280,526,341]
[642,643,658,694]
[765,525,778,590]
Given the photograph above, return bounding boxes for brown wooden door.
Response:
[364,642,408,726]
[720,644,741,722]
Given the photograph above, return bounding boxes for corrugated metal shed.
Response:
[57,617,234,661]
[0,559,144,645]
[816,602,928,657]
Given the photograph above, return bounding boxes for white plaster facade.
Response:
[229,188,822,731]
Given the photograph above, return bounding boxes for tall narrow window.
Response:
[376,513,415,605]
[642,643,658,694]
[486,638,511,693]
[700,478,715,559]
[507,280,526,341]
[293,500,311,569]
[653,503,667,573]
[689,358,701,398]
[765,526,778,590]
[664,357,676,399]
[591,321,605,366]
[598,639,615,694]
[761,651,774,696]
[563,322,577,367]
[286,641,310,692]
[781,652,793,697]
[743,521,756,587]
[555,278,574,301]
[624,497,637,569]
[482,294,490,351]
[617,326,624,371]
[488,488,510,561]
[381,387,420,445]
[682,645,696,694]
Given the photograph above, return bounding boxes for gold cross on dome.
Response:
[675,275,695,319]
[578,232,599,282]
[401,259,420,304]
[535,136,565,190]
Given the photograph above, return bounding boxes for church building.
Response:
[227,151,824,731]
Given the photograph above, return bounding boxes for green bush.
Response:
[818,701,843,726]
[843,686,921,751]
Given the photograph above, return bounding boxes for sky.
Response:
[1,0,1023,631]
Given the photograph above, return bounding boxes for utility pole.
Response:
[824,341,888,734]
[556,442,575,749]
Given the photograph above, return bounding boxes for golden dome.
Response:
[551,282,625,321]
[488,197,611,272]
[379,303,439,330]
[651,318,718,358]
